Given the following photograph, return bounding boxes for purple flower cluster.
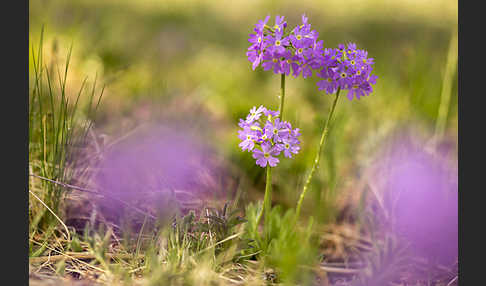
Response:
[247,15,378,100]
[238,106,301,168]
[316,43,378,100]
[247,14,323,78]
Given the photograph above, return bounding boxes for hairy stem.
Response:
[295,88,341,221]
[255,74,286,227]
[262,165,273,227]
[279,73,286,120]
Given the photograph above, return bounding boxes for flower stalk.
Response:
[255,74,286,227]
[279,74,286,120]
[262,165,272,226]
[295,87,341,221]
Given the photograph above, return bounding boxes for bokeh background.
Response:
[29,0,458,224]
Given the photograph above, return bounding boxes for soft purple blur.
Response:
[371,134,458,266]
[93,125,225,223]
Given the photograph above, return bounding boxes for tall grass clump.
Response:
[29,27,104,238]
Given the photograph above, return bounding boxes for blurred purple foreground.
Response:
[371,134,458,266]
[93,125,224,224]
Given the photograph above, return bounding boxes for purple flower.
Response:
[368,74,378,85]
[317,67,339,94]
[347,80,367,100]
[347,42,357,51]
[322,48,339,67]
[277,136,301,158]
[306,39,324,61]
[255,15,270,33]
[238,105,301,168]
[279,50,293,76]
[246,49,262,71]
[252,142,280,167]
[248,32,264,50]
[277,121,292,139]
[247,14,325,78]
[238,118,249,128]
[261,50,282,74]
[248,16,270,51]
[272,15,287,32]
[246,105,266,123]
[267,30,289,54]
[346,76,375,100]
[291,127,301,138]
[264,118,287,142]
[315,43,378,98]
[300,14,309,28]
[263,108,279,118]
[290,25,312,49]
[238,126,258,151]
[290,60,302,77]
[301,62,313,78]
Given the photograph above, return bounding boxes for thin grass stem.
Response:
[29,189,71,242]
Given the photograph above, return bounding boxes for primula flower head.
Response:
[247,14,323,79]
[317,42,378,100]
[238,106,301,167]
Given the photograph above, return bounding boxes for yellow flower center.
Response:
[275,40,281,46]
[273,58,278,63]
[363,59,367,64]
[350,60,355,65]
[287,59,292,64]
[273,129,278,135]
[262,134,267,140]
[296,35,302,40]
[285,143,290,149]
[298,48,303,53]
[258,37,262,43]
[340,72,347,78]
[264,153,270,158]
[247,135,251,140]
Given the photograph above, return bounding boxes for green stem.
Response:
[262,165,272,226]
[295,88,341,221]
[255,74,286,227]
[279,74,286,120]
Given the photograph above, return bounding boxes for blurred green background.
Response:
[29,0,458,222]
